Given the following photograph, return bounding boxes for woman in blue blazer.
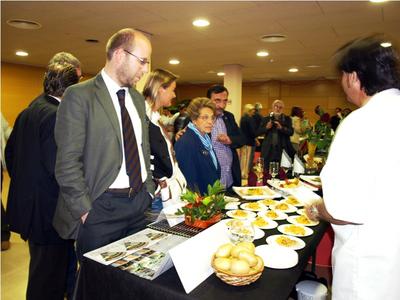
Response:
[175,97,221,195]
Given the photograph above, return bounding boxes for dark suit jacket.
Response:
[175,128,221,195]
[240,114,257,146]
[256,114,295,165]
[149,121,172,179]
[215,111,244,187]
[53,73,155,240]
[5,94,65,244]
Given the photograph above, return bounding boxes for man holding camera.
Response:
[256,99,295,167]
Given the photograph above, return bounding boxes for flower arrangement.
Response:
[176,180,226,228]
[305,112,333,153]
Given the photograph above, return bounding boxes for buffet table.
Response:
[75,217,328,300]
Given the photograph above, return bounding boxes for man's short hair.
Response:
[335,35,400,95]
[44,64,79,97]
[106,28,136,61]
[206,85,229,99]
[48,52,81,69]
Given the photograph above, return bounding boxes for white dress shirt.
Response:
[101,69,147,188]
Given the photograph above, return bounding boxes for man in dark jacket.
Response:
[5,61,79,300]
[207,85,244,189]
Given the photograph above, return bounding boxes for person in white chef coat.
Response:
[305,36,400,300]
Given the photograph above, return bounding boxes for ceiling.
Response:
[2,1,400,84]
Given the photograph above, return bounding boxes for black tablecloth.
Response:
[75,218,328,300]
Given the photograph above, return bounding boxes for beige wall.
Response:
[1,63,46,126]
[177,80,356,124]
[1,62,356,126]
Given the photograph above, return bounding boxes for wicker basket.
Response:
[211,255,264,286]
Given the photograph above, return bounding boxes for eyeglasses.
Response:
[198,115,216,122]
[124,49,150,66]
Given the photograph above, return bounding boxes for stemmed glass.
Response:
[228,219,255,244]
[269,161,280,184]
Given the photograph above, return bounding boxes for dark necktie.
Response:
[117,89,142,191]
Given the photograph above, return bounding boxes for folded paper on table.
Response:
[169,221,230,294]
[293,154,305,175]
[280,149,292,169]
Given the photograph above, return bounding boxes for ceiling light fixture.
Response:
[257,51,269,57]
[16,50,29,57]
[260,34,287,43]
[217,72,225,76]
[7,19,41,30]
[369,0,387,3]
[288,68,298,73]
[169,59,180,65]
[193,19,210,27]
[380,42,392,48]
[85,39,99,43]
[306,65,320,68]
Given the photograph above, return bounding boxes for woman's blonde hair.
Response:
[186,97,216,121]
[143,68,178,107]
[242,103,255,115]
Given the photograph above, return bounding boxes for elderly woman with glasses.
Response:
[175,97,221,195]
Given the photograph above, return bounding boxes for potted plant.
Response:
[175,180,226,229]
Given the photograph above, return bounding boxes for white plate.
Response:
[300,175,322,187]
[240,202,268,212]
[251,216,278,229]
[286,215,319,227]
[224,195,241,202]
[226,209,256,220]
[268,179,301,190]
[270,202,297,213]
[257,199,278,207]
[283,196,304,207]
[266,234,306,250]
[254,227,265,240]
[232,186,281,200]
[296,208,305,215]
[277,224,313,237]
[224,202,240,210]
[255,245,298,269]
[258,210,288,221]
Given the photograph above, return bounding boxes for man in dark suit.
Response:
[5,63,79,300]
[207,85,244,189]
[53,28,155,261]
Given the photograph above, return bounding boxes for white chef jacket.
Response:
[321,89,400,300]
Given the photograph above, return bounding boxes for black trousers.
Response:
[76,187,151,261]
[27,240,75,300]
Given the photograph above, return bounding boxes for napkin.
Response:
[280,149,292,169]
[156,203,185,227]
[292,154,305,176]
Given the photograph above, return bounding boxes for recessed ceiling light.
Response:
[306,65,320,68]
[260,34,287,43]
[289,68,298,73]
[380,42,392,48]
[192,19,210,27]
[257,51,269,57]
[369,0,387,3]
[217,72,225,76]
[169,59,180,65]
[16,50,29,57]
[7,19,41,30]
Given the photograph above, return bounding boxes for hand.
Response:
[217,134,232,145]
[255,139,260,147]
[266,121,273,129]
[175,127,186,141]
[305,201,320,222]
[81,212,89,224]
[274,121,282,129]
